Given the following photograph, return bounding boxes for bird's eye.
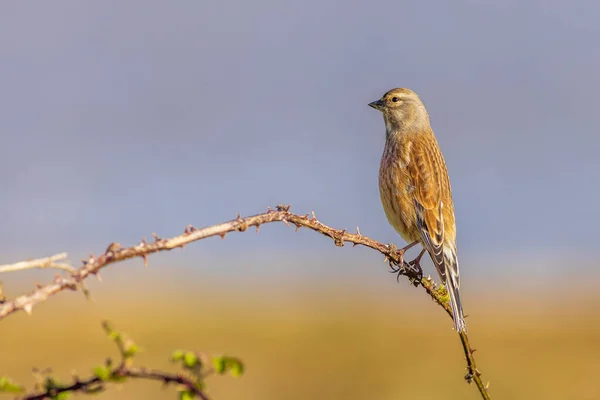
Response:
[391,97,399,102]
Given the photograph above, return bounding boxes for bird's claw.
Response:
[389,254,423,286]
[405,257,423,286]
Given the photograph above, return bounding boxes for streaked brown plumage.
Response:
[369,88,466,332]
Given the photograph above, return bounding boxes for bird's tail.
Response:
[446,268,466,332]
[443,247,466,333]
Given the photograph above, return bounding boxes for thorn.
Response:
[276,204,291,212]
[267,206,272,212]
[282,219,290,227]
[485,381,490,389]
[333,229,346,247]
[24,303,33,315]
[311,211,317,221]
[219,233,226,240]
[255,224,260,233]
[81,283,92,300]
[139,238,147,247]
[95,273,102,282]
[475,368,482,377]
[152,232,160,242]
[356,226,361,236]
[236,214,248,231]
[105,242,121,255]
[383,255,389,263]
[294,224,300,232]
[142,254,148,267]
[470,347,477,353]
[352,242,358,247]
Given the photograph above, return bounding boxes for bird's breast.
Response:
[378,142,420,243]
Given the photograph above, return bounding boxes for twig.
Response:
[0,205,490,399]
[0,253,71,273]
[16,321,219,400]
[21,366,210,400]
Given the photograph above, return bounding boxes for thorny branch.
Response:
[0,205,490,400]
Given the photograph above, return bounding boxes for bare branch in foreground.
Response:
[0,205,490,399]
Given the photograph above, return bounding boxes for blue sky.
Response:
[1,1,598,282]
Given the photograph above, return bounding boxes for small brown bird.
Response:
[369,88,466,332]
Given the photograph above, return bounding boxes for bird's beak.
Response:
[368,99,384,111]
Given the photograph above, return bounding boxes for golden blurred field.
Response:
[2,266,600,400]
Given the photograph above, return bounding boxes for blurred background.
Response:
[1,1,599,399]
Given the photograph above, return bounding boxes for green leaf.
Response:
[123,343,139,358]
[183,352,199,368]
[171,350,185,361]
[93,366,110,381]
[213,356,244,377]
[0,376,24,393]
[54,391,71,400]
[212,356,226,374]
[227,359,244,378]
[179,390,195,400]
[225,357,244,377]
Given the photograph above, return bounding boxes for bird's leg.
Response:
[405,248,426,285]
[387,241,419,274]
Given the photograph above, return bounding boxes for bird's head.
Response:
[368,88,430,134]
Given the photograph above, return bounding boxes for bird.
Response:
[368,87,466,332]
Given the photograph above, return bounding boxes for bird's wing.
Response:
[408,136,450,284]
[408,135,465,331]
